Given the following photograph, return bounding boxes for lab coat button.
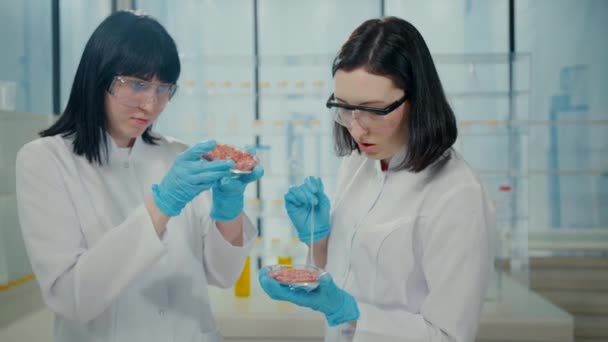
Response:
[158,309,165,316]
[123,162,130,168]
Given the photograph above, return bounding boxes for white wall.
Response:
[58,1,112,110]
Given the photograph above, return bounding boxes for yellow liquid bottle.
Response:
[277,255,292,265]
[234,256,250,297]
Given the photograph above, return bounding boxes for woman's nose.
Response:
[138,97,157,112]
[348,118,368,140]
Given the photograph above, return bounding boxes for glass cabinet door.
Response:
[137,0,382,248]
[0,0,54,114]
[257,0,381,245]
[137,0,256,148]
[60,1,113,110]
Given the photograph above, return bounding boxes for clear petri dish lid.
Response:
[264,264,324,292]
[202,143,259,175]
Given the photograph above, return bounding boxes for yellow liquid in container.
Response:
[277,256,292,265]
[234,256,250,297]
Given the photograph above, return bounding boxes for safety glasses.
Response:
[326,93,408,128]
[108,76,177,107]
[326,93,407,116]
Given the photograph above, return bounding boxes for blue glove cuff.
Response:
[325,291,360,327]
[210,192,244,221]
[152,184,182,217]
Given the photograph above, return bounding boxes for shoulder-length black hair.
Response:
[332,16,457,172]
[40,10,180,165]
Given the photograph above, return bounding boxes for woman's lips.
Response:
[358,142,377,153]
[131,118,149,126]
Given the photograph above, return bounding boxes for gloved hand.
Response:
[284,176,331,242]
[210,165,264,221]
[152,140,234,217]
[259,268,359,326]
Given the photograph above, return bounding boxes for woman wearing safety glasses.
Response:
[259,17,495,342]
[15,11,262,342]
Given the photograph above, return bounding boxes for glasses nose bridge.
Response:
[135,84,162,103]
[342,108,357,120]
[343,109,369,130]
[350,109,369,125]
[348,113,368,134]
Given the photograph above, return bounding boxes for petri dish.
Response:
[264,264,323,291]
[202,144,259,175]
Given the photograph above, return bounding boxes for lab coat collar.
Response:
[105,132,149,165]
[388,144,408,170]
[371,144,408,176]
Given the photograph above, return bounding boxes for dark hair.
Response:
[40,11,181,165]
[332,16,457,172]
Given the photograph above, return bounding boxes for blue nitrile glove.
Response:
[284,176,331,242]
[210,165,264,221]
[152,140,234,217]
[258,268,359,326]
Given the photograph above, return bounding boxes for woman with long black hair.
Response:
[16,11,262,342]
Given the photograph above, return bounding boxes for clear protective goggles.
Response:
[326,93,408,129]
[108,76,177,107]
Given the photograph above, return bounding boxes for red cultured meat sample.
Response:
[270,268,319,283]
[203,144,257,171]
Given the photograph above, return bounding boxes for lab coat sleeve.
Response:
[353,183,495,342]
[15,141,167,323]
[196,193,257,288]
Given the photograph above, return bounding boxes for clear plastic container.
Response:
[262,237,282,266]
[486,185,513,301]
[0,80,16,111]
[496,186,513,268]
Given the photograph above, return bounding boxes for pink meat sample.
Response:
[203,144,257,171]
[270,268,319,283]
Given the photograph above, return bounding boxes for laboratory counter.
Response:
[209,272,574,342]
[0,273,573,342]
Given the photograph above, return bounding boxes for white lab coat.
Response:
[325,148,495,342]
[15,134,256,342]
